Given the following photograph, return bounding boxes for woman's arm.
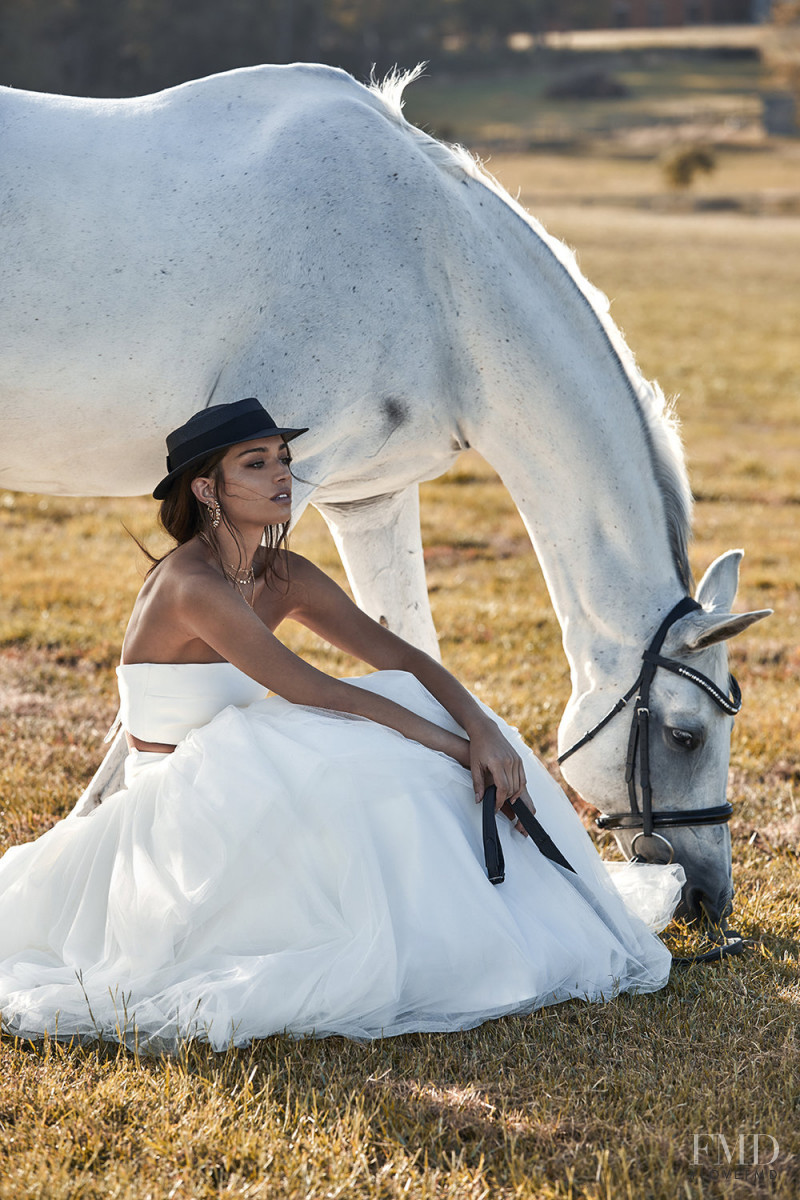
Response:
[172,564,472,770]
[285,556,531,811]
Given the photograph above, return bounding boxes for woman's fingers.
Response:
[494,777,511,810]
[469,730,527,808]
[490,757,526,809]
[500,798,528,835]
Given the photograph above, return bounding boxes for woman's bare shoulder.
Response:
[123,544,233,663]
[144,542,219,592]
[128,543,218,616]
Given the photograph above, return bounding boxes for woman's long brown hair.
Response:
[133,447,291,589]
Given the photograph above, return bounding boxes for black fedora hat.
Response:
[153,398,308,499]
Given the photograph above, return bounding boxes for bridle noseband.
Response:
[558,597,741,864]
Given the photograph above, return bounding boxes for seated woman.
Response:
[0,398,684,1050]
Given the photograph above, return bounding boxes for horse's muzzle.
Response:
[676,882,734,927]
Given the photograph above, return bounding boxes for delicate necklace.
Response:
[225,563,255,587]
[223,562,256,608]
[197,534,257,608]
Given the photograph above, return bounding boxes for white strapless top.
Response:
[117,662,267,744]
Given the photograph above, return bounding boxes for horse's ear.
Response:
[662,549,772,654]
[695,549,744,613]
[666,608,773,655]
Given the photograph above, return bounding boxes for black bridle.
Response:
[558,597,741,860]
[557,597,749,964]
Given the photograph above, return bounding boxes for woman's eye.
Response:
[248,460,264,468]
[280,455,292,466]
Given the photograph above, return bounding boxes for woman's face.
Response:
[203,435,292,527]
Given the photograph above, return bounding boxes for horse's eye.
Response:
[670,728,699,750]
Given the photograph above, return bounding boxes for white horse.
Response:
[0,64,769,922]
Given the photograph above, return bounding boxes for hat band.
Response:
[167,413,278,474]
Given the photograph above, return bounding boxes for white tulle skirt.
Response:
[0,672,684,1051]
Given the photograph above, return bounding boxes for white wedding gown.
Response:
[0,665,684,1051]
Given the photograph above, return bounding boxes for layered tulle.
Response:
[0,671,683,1051]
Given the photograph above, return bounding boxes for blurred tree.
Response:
[124,0,278,93]
[0,0,581,95]
[0,0,128,95]
[322,0,443,76]
[454,0,551,44]
[452,0,612,43]
[0,0,450,94]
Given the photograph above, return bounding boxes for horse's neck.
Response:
[498,458,680,700]
[456,189,691,698]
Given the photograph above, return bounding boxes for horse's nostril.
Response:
[675,884,734,928]
[701,891,734,929]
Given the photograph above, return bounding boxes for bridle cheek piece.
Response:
[558,596,741,865]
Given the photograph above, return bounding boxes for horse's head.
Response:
[558,550,770,927]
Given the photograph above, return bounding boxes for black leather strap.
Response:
[642,653,742,715]
[557,679,641,766]
[672,929,752,966]
[480,791,748,964]
[482,786,576,883]
[510,798,577,872]
[596,802,733,830]
[558,596,703,766]
[482,785,505,884]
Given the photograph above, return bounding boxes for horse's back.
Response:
[0,64,394,166]
[0,66,470,495]
[0,63,455,267]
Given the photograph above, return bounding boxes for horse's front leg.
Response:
[315,485,441,660]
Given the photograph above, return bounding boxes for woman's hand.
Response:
[468,719,536,830]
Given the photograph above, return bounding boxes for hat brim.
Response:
[152,425,308,499]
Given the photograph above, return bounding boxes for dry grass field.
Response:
[1,55,798,1200]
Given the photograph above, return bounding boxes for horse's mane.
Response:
[369,67,693,592]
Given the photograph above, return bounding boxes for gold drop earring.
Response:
[208,501,221,529]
